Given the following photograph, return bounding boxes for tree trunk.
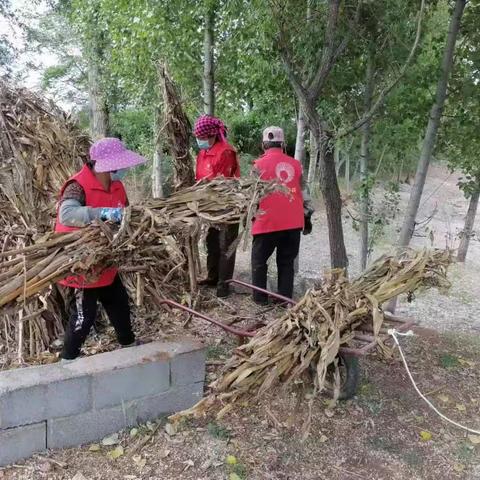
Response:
[294,107,306,164]
[87,58,109,139]
[359,51,375,271]
[307,130,317,192]
[387,0,466,313]
[345,151,350,193]
[317,130,349,270]
[152,106,164,199]
[334,144,341,176]
[202,5,215,116]
[457,189,480,262]
[397,0,466,248]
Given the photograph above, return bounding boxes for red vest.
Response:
[252,148,304,235]
[55,165,128,289]
[196,140,240,180]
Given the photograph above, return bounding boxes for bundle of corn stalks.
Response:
[172,249,452,420]
[158,63,195,190]
[0,176,277,310]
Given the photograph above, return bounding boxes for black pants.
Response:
[205,224,239,289]
[61,275,134,360]
[251,229,301,302]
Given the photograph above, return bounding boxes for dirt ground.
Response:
[2,164,480,480]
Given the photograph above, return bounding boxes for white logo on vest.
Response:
[275,162,295,184]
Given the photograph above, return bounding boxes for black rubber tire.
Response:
[336,354,360,400]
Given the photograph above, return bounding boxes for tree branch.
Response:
[337,0,425,139]
[308,0,341,98]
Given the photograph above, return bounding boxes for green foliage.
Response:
[110,108,153,158]
[352,179,400,258]
[438,0,480,197]
[19,0,475,213]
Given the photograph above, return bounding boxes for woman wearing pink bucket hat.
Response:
[54,137,146,361]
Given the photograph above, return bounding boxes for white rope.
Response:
[388,328,480,436]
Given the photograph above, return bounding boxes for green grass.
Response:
[439,353,460,369]
[456,441,475,462]
[231,462,248,479]
[368,436,398,454]
[207,421,231,440]
[206,344,227,360]
[402,451,424,469]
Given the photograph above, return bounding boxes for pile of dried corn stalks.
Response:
[0,79,90,362]
[172,249,452,420]
[0,79,88,234]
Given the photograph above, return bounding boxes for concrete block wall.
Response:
[0,339,205,466]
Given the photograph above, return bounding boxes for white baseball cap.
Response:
[262,126,285,143]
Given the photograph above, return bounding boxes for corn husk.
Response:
[171,248,452,420]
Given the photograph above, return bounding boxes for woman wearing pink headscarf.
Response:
[55,137,146,360]
[194,114,240,298]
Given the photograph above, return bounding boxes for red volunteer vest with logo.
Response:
[252,148,304,235]
[54,165,128,289]
[196,140,240,180]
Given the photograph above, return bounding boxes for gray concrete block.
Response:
[0,364,91,429]
[93,361,170,409]
[62,339,204,376]
[47,405,130,449]
[171,349,206,386]
[47,376,91,419]
[126,382,204,425]
[0,383,47,429]
[0,422,46,467]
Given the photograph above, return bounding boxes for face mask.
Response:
[197,138,210,150]
[111,169,128,181]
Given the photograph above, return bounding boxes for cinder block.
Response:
[171,349,206,386]
[126,382,204,425]
[47,405,130,449]
[47,376,91,419]
[93,361,170,409]
[62,339,204,376]
[0,422,46,467]
[0,364,91,429]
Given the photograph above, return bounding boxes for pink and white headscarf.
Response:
[193,115,227,141]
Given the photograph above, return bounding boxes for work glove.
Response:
[99,207,123,223]
[303,214,312,235]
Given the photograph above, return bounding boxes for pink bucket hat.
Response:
[90,138,147,173]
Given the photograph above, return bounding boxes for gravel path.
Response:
[235,164,480,334]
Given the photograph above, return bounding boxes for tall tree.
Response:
[152,105,164,198]
[397,0,467,247]
[203,1,216,115]
[272,0,424,270]
[359,47,374,270]
[440,0,480,262]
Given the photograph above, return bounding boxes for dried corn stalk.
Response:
[0,177,278,309]
[158,63,195,189]
[171,249,452,420]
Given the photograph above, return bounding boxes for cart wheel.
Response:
[335,354,360,400]
[311,354,360,400]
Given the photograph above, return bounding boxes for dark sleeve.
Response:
[60,181,86,206]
